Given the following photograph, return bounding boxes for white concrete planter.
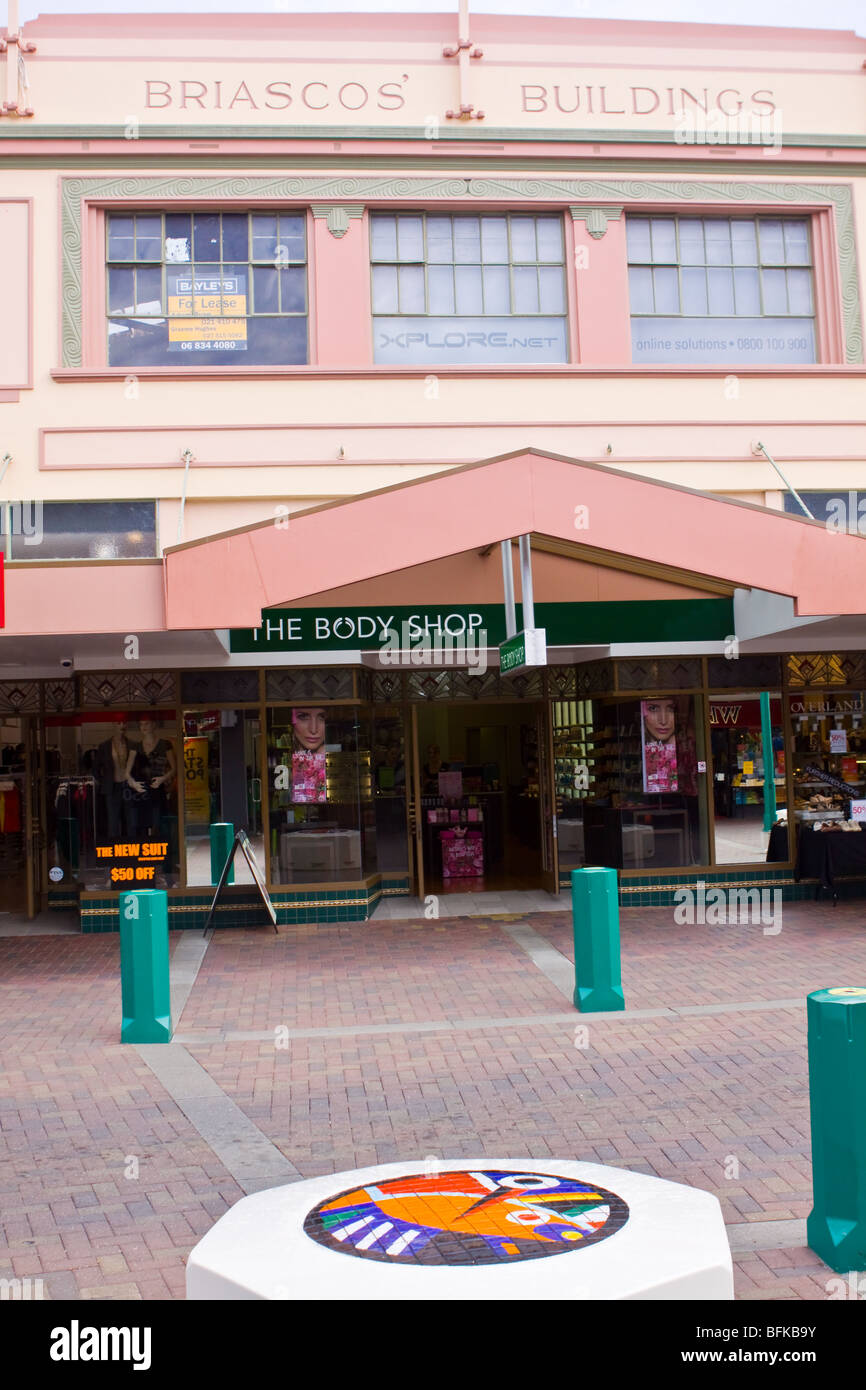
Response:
[187,1159,733,1301]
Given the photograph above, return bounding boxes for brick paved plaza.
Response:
[2,900,865,1301]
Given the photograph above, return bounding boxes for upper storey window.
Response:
[370,213,568,365]
[628,215,815,365]
[106,212,308,367]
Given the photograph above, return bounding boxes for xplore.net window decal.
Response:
[106,211,308,367]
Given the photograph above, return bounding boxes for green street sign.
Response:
[499,631,527,673]
[499,628,546,674]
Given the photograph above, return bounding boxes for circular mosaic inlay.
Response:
[303,1168,629,1265]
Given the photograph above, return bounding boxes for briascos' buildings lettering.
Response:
[143,76,776,117]
[145,77,408,111]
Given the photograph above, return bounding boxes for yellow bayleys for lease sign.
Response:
[168,273,247,343]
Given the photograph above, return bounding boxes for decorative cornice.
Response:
[310,202,364,238]
[8,124,866,147]
[61,175,862,366]
[570,205,624,239]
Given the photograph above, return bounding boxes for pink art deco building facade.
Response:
[1,6,866,925]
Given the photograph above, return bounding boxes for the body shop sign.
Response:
[230,598,734,653]
[231,607,493,652]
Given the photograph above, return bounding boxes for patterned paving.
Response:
[1,900,864,1300]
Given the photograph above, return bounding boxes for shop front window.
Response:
[371,708,408,874]
[710,692,784,863]
[0,718,28,911]
[789,692,866,821]
[564,694,709,869]
[267,705,372,883]
[182,709,264,886]
[45,712,181,890]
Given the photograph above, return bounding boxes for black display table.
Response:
[766,822,789,862]
[795,827,866,899]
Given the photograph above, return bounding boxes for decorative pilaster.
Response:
[310,204,365,240]
[569,206,632,363]
[310,206,372,365]
[570,206,625,241]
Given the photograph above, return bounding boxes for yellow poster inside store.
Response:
[183,738,210,822]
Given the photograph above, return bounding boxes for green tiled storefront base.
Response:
[557,867,866,907]
[78,875,412,931]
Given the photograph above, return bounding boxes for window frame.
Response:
[0,498,159,564]
[83,203,316,371]
[628,213,814,319]
[624,206,839,366]
[368,209,572,364]
[103,207,311,370]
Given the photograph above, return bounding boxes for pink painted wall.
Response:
[0,201,31,388]
[4,564,165,636]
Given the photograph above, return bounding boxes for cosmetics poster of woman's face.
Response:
[291,706,327,803]
[641,697,679,794]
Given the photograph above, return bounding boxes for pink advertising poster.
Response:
[641,697,679,793]
[438,769,463,799]
[291,706,327,803]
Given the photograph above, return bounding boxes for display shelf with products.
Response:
[789,696,866,821]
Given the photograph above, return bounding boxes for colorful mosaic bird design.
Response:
[304,1169,629,1264]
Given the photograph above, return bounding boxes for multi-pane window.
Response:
[627,215,816,364]
[106,212,307,367]
[370,213,568,364]
[1,501,157,561]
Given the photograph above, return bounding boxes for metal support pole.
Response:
[518,533,535,631]
[177,448,195,543]
[760,691,777,832]
[755,442,815,520]
[500,539,516,639]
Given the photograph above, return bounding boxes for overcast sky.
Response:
[10,0,866,36]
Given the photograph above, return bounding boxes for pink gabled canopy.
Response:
[163,448,866,630]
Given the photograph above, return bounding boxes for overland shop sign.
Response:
[230,599,733,653]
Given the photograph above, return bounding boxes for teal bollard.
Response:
[571,866,625,1012]
[119,890,172,1044]
[806,986,866,1272]
[210,821,234,885]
